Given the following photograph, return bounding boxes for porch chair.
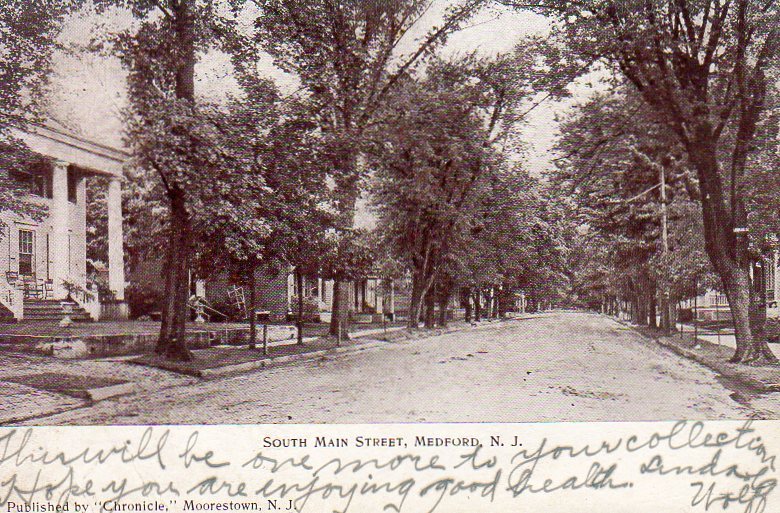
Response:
[22,275,40,299]
[43,279,54,300]
[5,271,18,285]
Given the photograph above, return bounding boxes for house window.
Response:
[18,230,34,276]
[10,169,50,198]
[305,277,318,298]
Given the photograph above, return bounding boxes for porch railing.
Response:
[69,284,101,321]
[0,278,24,320]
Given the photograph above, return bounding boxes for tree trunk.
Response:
[328,279,349,338]
[687,132,777,364]
[649,293,657,329]
[473,291,482,321]
[407,246,437,329]
[328,279,339,336]
[328,150,361,337]
[155,186,193,361]
[638,296,648,326]
[154,0,196,362]
[407,273,424,329]
[248,268,257,349]
[424,284,436,329]
[437,289,449,328]
[497,286,509,318]
[659,293,671,333]
[156,229,175,352]
[328,279,345,337]
[173,0,196,100]
[296,268,304,345]
[329,280,351,339]
[463,287,473,322]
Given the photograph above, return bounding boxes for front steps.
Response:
[22,299,93,322]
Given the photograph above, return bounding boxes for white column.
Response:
[375,279,384,314]
[50,161,70,298]
[107,176,125,300]
[75,174,87,288]
[323,279,333,306]
[287,272,295,309]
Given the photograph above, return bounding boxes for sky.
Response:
[45,1,593,177]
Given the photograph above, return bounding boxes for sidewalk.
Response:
[676,322,780,359]
[130,334,389,378]
[610,316,780,394]
[0,351,197,424]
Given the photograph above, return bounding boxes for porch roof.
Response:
[9,122,130,177]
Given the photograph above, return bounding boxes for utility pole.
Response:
[660,166,668,255]
[624,167,672,331]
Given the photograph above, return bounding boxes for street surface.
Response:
[12,312,778,424]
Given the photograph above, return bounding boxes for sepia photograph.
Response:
[0,0,778,430]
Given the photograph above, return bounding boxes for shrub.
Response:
[126,283,163,319]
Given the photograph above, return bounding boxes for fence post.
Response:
[716,307,721,345]
[263,324,268,355]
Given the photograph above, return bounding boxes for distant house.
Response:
[685,291,732,321]
[765,250,779,316]
[0,124,129,322]
[684,250,780,321]
[200,268,397,324]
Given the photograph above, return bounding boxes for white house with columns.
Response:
[0,123,128,321]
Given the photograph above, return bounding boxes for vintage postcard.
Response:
[0,0,778,511]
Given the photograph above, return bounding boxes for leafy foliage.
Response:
[0,1,82,229]
[369,50,570,324]
[528,0,780,361]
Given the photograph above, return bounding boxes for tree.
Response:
[369,40,572,328]
[554,88,715,326]
[368,68,491,328]
[224,79,334,346]
[0,1,81,228]
[528,0,780,364]
[248,0,485,336]
[101,0,245,360]
[457,167,570,318]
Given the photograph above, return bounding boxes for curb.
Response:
[653,337,780,393]
[199,340,389,378]
[135,317,525,379]
[83,382,136,401]
[606,314,780,394]
[61,381,135,401]
[376,318,519,343]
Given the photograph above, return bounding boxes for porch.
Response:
[0,123,129,321]
[287,273,396,324]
